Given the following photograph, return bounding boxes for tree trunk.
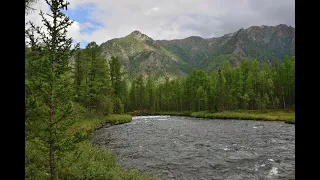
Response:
[25,106,26,121]
[49,92,57,180]
[271,93,275,110]
[281,87,286,109]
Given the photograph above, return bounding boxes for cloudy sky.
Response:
[26,0,295,48]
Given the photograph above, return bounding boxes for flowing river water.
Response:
[91,116,295,180]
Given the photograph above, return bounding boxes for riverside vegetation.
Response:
[25,1,155,179]
[129,110,295,124]
[25,0,294,179]
[126,56,295,124]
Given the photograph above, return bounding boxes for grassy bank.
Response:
[128,110,295,124]
[191,110,295,124]
[68,114,133,141]
[64,114,156,179]
[26,114,157,180]
[128,111,192,116]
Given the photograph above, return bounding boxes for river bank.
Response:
[64,114,157,179]
[26,113,155,179]
[35,110,293,179]
[127,110,295,124]
[25,114,156,179]
[91,115,295,180]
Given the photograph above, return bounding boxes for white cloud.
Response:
[26,0,295,47]
[25,0,86,46]
[145,6,160,15]
[80,22,95,29]
[67,21,82,44]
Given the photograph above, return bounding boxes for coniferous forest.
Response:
[125,57,294,113]
[25,0,294,179]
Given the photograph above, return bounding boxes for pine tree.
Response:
[25,0,38,15]
[25,1,79,179]
[146,77,156,111]
[217,68,224,111]
[129,80,137,111]
[196,86,206,111]
[73,50,84,102]
[110,56,122,98]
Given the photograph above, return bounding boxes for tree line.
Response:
[70,43,295,114]
[126,56,295,112]
[25,1,294,179]
[25,1,128,179]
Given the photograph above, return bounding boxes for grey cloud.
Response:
[67,0,294,44]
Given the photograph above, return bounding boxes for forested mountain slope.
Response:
[97,24,294,77]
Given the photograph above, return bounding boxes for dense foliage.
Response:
[25,1,294,179]
[25,1,153,179]
[126,56,295,113]
[99,25,294,77]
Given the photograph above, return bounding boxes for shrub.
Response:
[97,95,114,116]
[25,139,50,180]
[113,97,124,114]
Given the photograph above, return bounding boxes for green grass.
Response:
[191,110,295,123]
[66,114,156,179]
[66,114,133,141]
[128,110,295,124]
[58,141,156,180]
[128,110,192,116]
[26,114,157,180]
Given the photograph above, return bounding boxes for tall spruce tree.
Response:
[110,56,122,98]
[25,0,79,179]
[25,0,38,15]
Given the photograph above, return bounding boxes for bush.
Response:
[57,141,118,179]
[105,114,132,124]
[97,95,114,116]
[26,114,155,180]
[25,139,50,180]
[113,97,124,114]
[255,93,270,112]
[274,97,280,110]
[71,102,87,118]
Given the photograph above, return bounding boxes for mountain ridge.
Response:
[98,24,295,77]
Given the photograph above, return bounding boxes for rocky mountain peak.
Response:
[276,24,289,28]
[99,24,294,77]
[238,27,245,32]
[131,30,143,35]
[130,30,152,41]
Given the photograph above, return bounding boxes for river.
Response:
[91,115,295,180]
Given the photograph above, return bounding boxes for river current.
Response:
[91,115,295,180]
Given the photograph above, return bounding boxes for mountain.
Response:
[99,30,192,77]
[98,24,295,77]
